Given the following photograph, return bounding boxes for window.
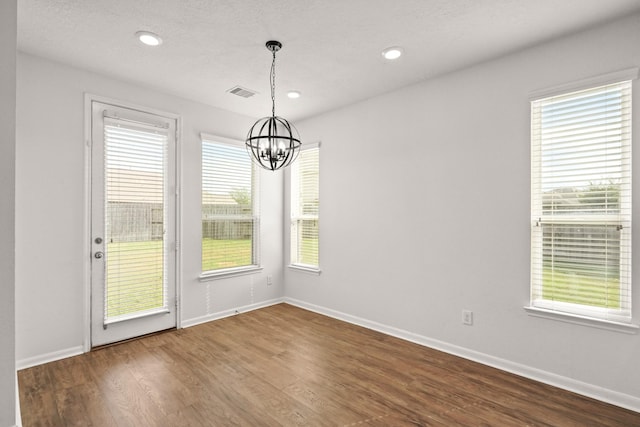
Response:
[201,134,259,276]
[530,79,632,324]
[290,143,320,270]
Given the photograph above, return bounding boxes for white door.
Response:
[90,100,177,347]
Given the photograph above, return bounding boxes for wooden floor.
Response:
[18,304,640,426]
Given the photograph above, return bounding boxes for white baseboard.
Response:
[16,346,84,371]
[284,297,640,413]
[181,297,285,329]
[16,298,285,370]
[15,370,21,427]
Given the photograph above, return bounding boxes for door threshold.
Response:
[91,327,177,351]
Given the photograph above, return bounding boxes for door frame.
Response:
[83,93,182,351]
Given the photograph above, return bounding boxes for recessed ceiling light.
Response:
[382,46,403,60]
[136,31,162,47]
[287,90,301,99]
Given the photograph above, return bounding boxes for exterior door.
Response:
[90,100,177,347]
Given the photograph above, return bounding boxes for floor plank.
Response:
[18,303,640,426]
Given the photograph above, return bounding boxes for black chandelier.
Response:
[246,40,302,171]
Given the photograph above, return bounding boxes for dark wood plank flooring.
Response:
[18,303,640,426]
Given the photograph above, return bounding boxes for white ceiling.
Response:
[17,0,640,121]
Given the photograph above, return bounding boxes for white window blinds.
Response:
[531,80,632,323]
[201,135,259,273]
[291,145,319,268]
[104,119,169,321]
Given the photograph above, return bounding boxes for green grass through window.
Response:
[542,269,620,309]
[106,240,164,318]
[202,238,252,272]
[299,238,319,266]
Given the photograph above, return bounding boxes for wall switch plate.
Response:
[462,310,473,326]
[267,275,272,286]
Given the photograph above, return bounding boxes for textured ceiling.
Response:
[17,0,640,121]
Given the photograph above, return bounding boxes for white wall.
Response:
[0,2,17,426]
[285,13,640,410]
[15,53,284,365]
[14,7,640,415]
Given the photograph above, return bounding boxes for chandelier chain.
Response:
[270,50,276,117]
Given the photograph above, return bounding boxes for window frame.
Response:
[199,133,261,280]
[526,69,638,333]
[289,141,321,274]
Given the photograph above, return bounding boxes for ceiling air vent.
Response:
[227,86,257,98]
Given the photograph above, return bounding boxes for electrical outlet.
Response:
[462,310,473,326]
[267,275,272,286]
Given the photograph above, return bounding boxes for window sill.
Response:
[288,264,321,275]
[199,265,263,281]
[524,306,639,334]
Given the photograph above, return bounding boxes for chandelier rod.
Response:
[271,48,276,117]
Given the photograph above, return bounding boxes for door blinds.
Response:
[103,117,169,322]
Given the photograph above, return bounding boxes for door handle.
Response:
[94,252,104,259]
